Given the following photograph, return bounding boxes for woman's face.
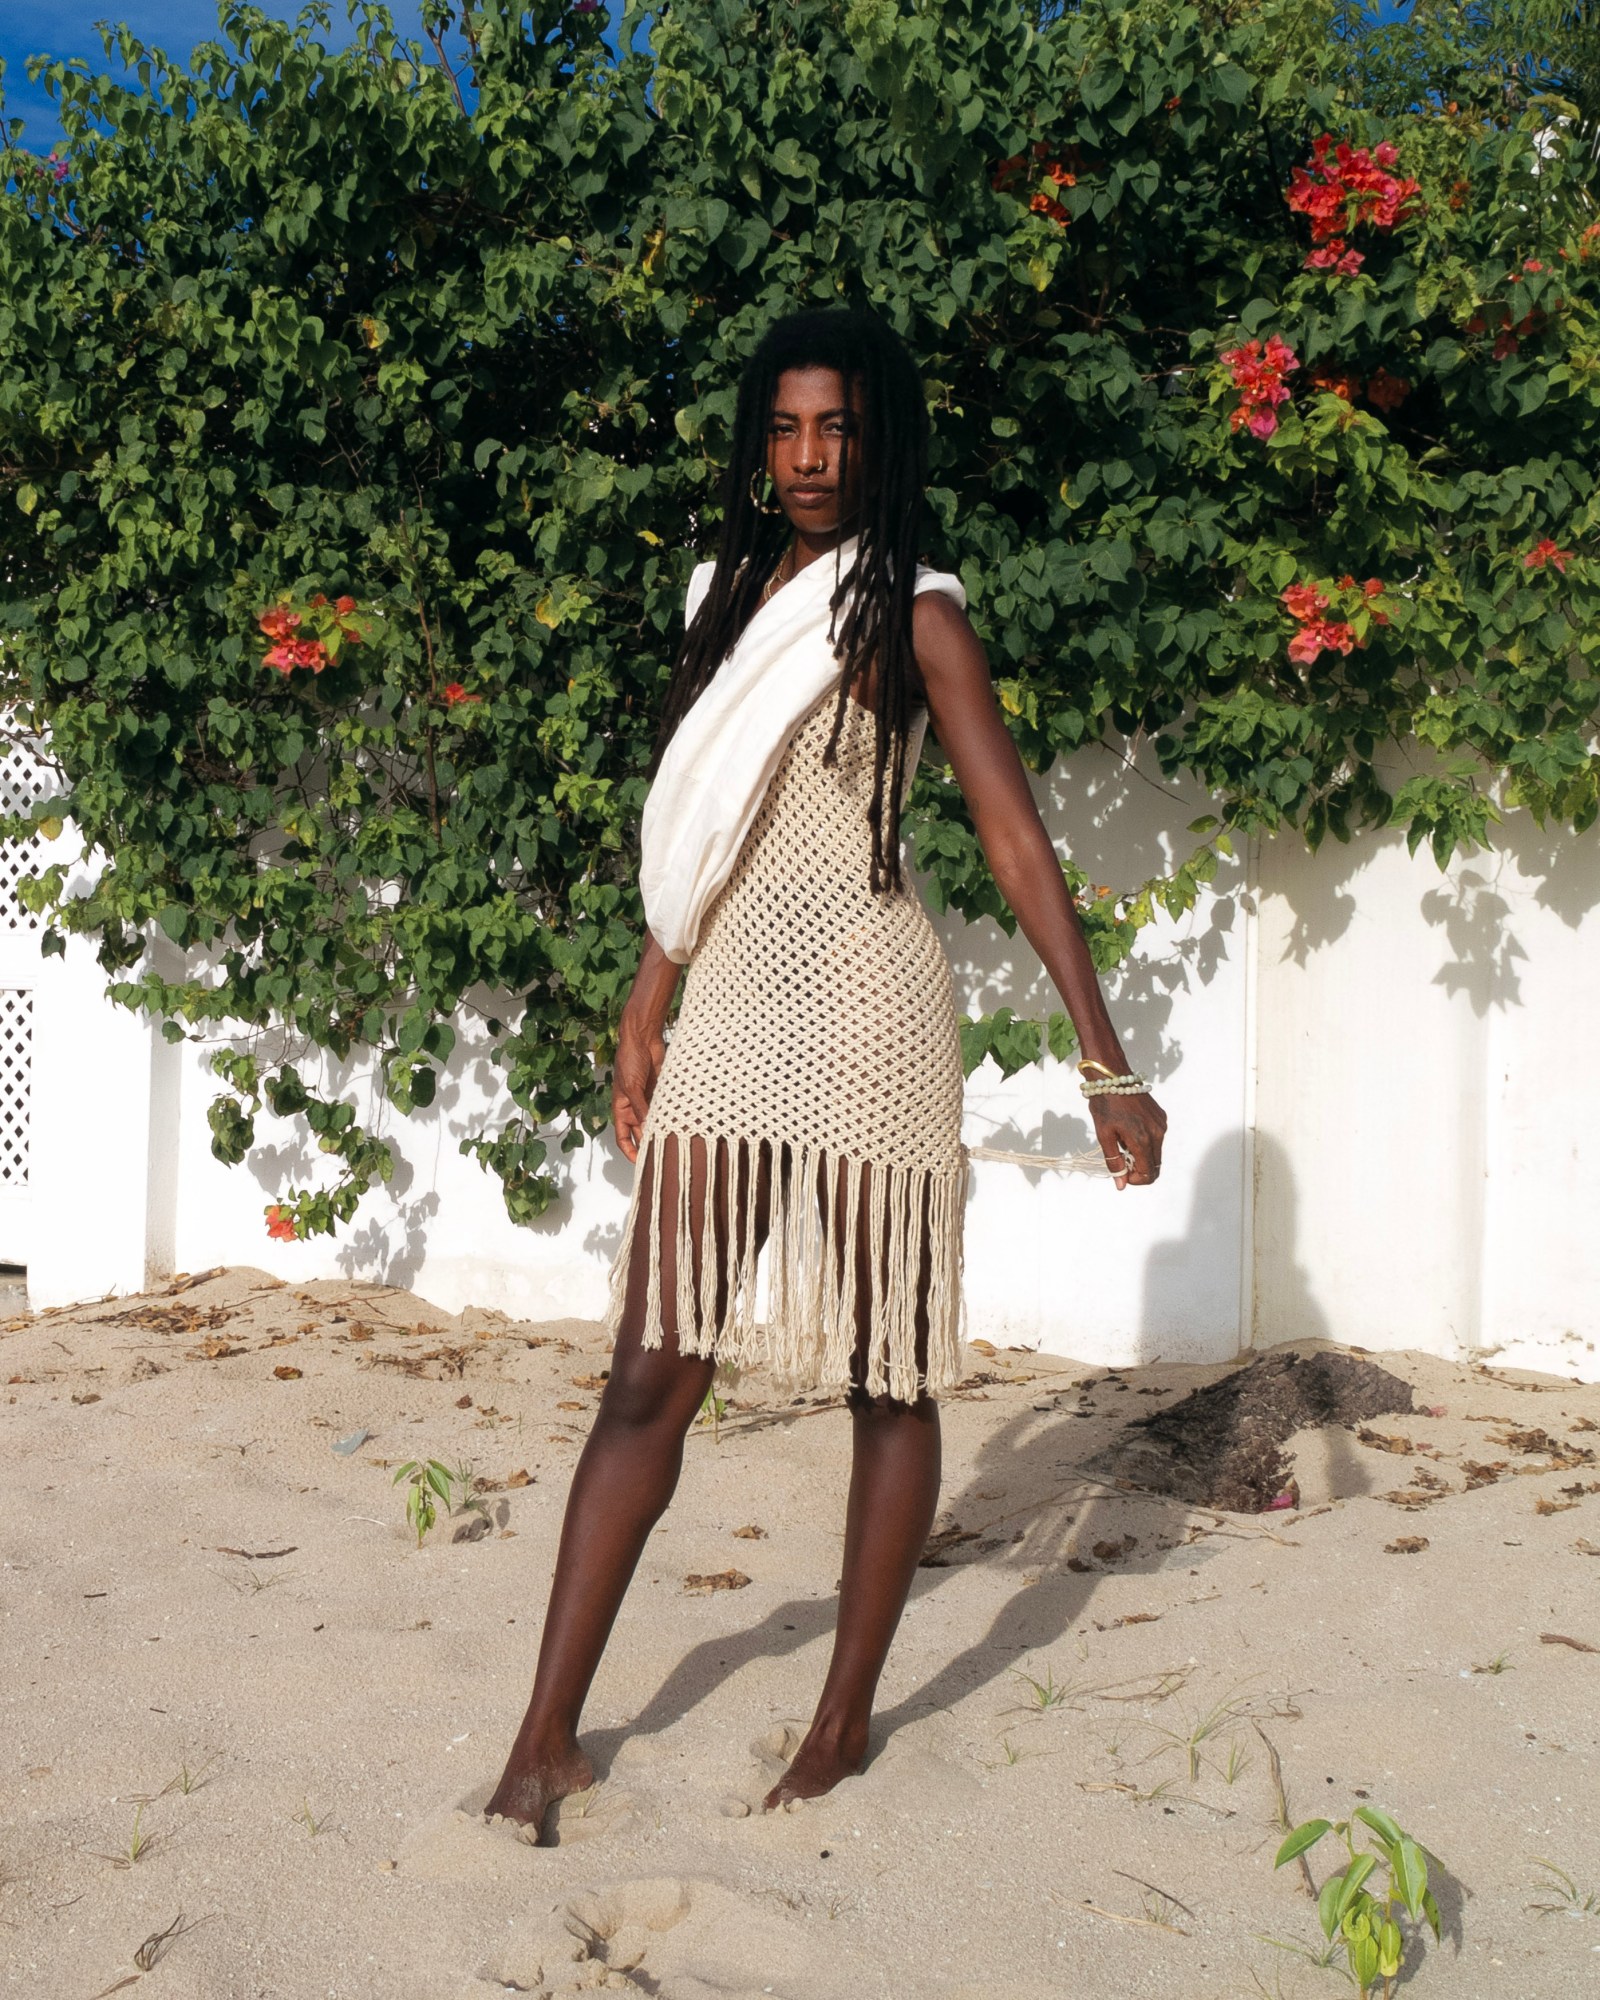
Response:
[764,366,866,537]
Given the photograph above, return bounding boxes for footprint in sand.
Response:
[721,1720,812,1815]
[460,1874,875,2000]
[397,1780,638,1877]
[466,1877,695,1997]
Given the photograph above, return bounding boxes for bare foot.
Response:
[484,1733,594,1845]
[761,1721,866,1810]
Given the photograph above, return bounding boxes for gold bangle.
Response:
[1077,1058,1124,1082]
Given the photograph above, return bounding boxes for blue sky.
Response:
[2,1,1416,147]
[0,2,466,142]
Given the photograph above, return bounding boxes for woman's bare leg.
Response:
[487,1134,767,1836]
[765,1165,941,1808]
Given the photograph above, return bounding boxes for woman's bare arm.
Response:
[613,930,683,1162]
[911,591,1166,1187]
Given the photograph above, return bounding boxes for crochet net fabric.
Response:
[603,690,968,1400]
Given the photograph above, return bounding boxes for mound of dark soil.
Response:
[1095,1349,1416,1513]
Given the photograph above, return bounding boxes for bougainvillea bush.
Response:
[1,0,1596,1236]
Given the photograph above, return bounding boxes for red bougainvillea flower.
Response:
[1282,582,1329,622]
[335,594,358,615]
[265,1205,299,1242]
[1220,335,1298,439]
[1285,134,1421,275]
[993,149,1074,226]
[1366,366,1410,412]
[1493,329,1519,360]
[1289,617,1359,665]
[442,682,482,706]
[258,606,301,642]
[1523,259,1544,273]
[264,638,330,674]
[1362,577,1385,598]
[1524,539,1574,573]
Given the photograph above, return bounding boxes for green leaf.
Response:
[1392,1836,1428,1920]
[1353,1804,1404,1849]
[1276,1819,1332,1868]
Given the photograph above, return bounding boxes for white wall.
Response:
[1253,812,1600,1380]
[17,761,1600,1382]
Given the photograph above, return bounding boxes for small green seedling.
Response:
[1013,1664,1076,1710]
[393,1458,476,1546]
[161,1754,218,1798]
[1275,1804,1442,1999]
[1527,1858,1600,1917]
[126,1805,153,1865]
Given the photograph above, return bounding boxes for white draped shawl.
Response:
[639,538,967,963]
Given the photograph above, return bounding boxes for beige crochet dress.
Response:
[602,688,968,1401]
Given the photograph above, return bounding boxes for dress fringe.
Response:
[602,1125,969,1403]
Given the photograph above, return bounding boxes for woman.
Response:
[487,307,1166,1839]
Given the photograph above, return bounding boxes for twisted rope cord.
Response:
[966,1143,1119,1176]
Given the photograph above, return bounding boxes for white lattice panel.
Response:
[0,740,45,933]
[0,987,32,1186]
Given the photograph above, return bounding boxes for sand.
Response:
[4,1267,1599,1999]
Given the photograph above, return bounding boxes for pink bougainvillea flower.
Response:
[258,606,301,642]
[1524,540,1574,573]
[442,682,482,706]
[1288,616,1358,665]
[1282,582,1330,622]
[1306,238,1364,275]
[1221,335,1298,439]
[264,637,330,674]
[265,1205,299,1242]
[1366,367,1410,413]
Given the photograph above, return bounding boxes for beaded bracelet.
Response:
[1080,1073,1150,1099]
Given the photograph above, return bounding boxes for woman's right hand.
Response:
[612,1021,666,1163]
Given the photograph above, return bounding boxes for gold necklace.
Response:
[761,545,795,605]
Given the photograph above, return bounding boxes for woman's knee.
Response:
[600,1337,713,1431]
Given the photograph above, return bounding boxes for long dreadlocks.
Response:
[650,308,931,896]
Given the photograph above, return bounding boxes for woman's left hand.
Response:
[1088,1091,1167,1190]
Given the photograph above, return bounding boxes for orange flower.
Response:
[265,1205,299,1242]
[258,606,301,642]
[442,682,482,706]
[1309,368,1359,402]
[1523,539,1574,574]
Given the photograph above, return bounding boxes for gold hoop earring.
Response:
[749,469,783,516]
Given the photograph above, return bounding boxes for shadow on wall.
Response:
[1237,1128,1328,1353]
[1262,804,1600,1011]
